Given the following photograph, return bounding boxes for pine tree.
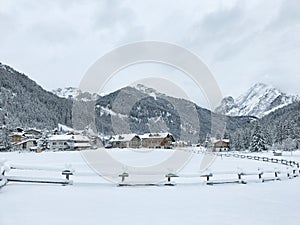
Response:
[250,123,266,152]
[262,126,273,147]
[0,111,11,151]
[275,121,284,144]
[241,128,252,150]
[230,132,241,151]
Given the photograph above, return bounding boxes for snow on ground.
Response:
[1,149,300,225]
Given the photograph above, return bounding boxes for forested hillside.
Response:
[0,63,72,129]
[1,62,299,149]
[230,101,300,151]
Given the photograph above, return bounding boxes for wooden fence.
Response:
[1,149,299,187]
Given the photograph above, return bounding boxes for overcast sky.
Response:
[0,0,299,106]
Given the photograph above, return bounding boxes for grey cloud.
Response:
[28,21,79,45]
[92,0,145,44]
[201,1,244,35]
[266,0,300,31]
[0,0,299,102]
[212,32,257,62]
[186,1,250,61]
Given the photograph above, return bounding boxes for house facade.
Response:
[48,134,91,151]
[14,139,37,151]
[110,134,141,148]
[212,139,230,151]
[24,129,42,139]
[10,133,23,143]
[140,133,175,148]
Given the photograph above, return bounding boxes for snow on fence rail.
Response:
[0,162,74,187]
[5,176,72,185]
[1,150,300,188]
[159,149,300,186]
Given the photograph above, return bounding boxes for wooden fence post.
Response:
[119,172,129,183]
[62,170,73,180]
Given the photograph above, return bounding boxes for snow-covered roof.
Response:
[48,135,70,141]
[140,133,171,139]
[111,134,139,142]
[48,135,90,142]
[74,143,92,148]
[14,139,37,145]
[212,139,230,144]
[73,135,90,142]
[24,129,42,133]
[10,132,24,137]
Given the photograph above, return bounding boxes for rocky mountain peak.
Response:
[215,83,298,118]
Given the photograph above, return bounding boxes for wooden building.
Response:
[10,133,24,143]
[110,134,141,148]
[24,129,42,138]
[14,139,37,151]
[140,133,175,148]
[212,139,230,152]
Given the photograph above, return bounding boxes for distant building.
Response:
[14,139,37,151]
[10,132,24,143]
[173,141,187,148]
[48,134,91,151]
[212,139,230,152]
[10,129,42,145]
[110,134,141,148]
[24,129,42,139]
[140,133,175,148]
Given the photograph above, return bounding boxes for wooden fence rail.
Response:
[1,149,300,187]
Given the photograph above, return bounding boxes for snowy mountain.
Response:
[52,87,99,101]
[0,62,72,129]
[53,84,160,101]
[0,61,254,142]
[215,83,299,118]
[132,84,165,100]
[71,85,254,142]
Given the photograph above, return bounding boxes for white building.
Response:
[48,134,91,151]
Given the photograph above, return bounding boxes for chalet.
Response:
[10,132,24,143]
[48,134,91,151]
[140,133,175,148]
[212,139,230,152]
[110,134,141,148]
[14,139,37,151]
[24,129,42,139]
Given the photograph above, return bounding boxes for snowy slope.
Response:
[53,84,160,101]
[133,84,164,100]
[52,87,99,101]
[0,62,72,129]
[52,87,80,99]
[216,83,299,118]
[1,150,300,225]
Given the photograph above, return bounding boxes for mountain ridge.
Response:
[1,61,296,144]
[0,62,72,129]
[52,87,100,101]
[215,82,299,118]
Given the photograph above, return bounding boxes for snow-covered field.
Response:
[1,149,300,225]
